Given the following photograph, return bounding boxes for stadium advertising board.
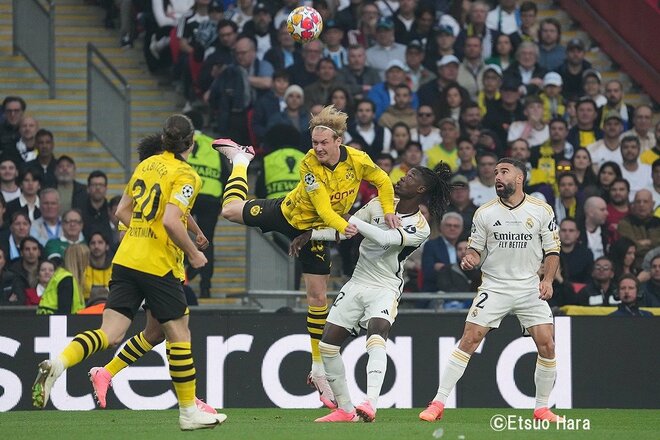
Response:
[0,311,657,411]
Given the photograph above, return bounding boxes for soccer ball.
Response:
[287,6,323,44]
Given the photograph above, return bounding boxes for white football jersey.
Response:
[350,197,430,293]
[468,195,561,294]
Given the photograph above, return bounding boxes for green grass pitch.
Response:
[2,408,658,439]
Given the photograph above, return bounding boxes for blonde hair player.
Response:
[213,105,400,409]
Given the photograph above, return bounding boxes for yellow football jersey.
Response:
[281,145,394,232]
[113,151,201,279]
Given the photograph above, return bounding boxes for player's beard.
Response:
[496,182,515,198]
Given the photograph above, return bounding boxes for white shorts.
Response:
[465,288,553,329]
[327,279,399,331]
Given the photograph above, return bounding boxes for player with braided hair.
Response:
[288,162,453,422]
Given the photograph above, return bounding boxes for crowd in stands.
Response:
[3,0,658,316]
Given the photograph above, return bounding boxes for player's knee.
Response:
[318,341,340,359]
[143,328,165,346]
[537,339,555,358]
[366,334,386,351]
[458,334,482,353]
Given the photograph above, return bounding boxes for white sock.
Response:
[534,356,556,409]
[311,360,325,376]
[319,341,354,413]
[232,154,250,167]
[433,349,471,403]
[365,335,387,408]
[179,403,197,416]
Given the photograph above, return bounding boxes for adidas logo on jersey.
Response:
[493,220,502,226]
[380,309,389,315]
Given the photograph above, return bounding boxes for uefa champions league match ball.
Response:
[287,6,323,44]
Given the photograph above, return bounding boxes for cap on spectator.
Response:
[450,174,469,187]
[376,17,394,30]
[438,117,458,128]
[407,39,424,52]
[603,110,623,123]
[567,38,585,50]
[385,59,407,72]
[324,19,342,31]
[436,55,460,67]
[254,3,270,14]
[434,24,454,36]
[284,84,304,100]
[582,68,602,83]
[501,76,521,91]
[543,72,563,87]
[484,64,503,77]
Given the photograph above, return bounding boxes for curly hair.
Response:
[308,105,348,139]
[137,133,163,162]
[414,162,453,220]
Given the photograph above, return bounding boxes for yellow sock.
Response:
[168,341,196,407]
[307,304,328,363]
[222,163,248,207]
[105,332,154,377]
[59,329,109,369]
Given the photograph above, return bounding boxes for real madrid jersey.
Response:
[347,197,430,293]
[280,145,395,233]
[113,151,201,279]
[468,195,560,295]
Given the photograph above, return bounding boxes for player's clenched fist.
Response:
[460,252,480,270]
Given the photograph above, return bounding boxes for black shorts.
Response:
[106,264,189,323]
[243,198,331,275]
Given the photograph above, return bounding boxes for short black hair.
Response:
[497,157,527,182]
[652,158,660,172]
[87,170,107,186]
[18,166,43,186]
[56,155,76,166]
[2,96,26,111]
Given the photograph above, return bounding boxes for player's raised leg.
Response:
[356,318,391,422]
[528,323,562,422]
[420,322,487,422]
[213,138,255,223]
[33,309,130,408]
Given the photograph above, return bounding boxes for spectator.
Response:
[554,173,583,224]
[639,254,660,307]
[469,151,497,206]
[37,243,89,315]
[503,41,546,96]
[605,178,630,244]
[0,248,17,306]
[5,167,41,223]
[327,87,355,118]
[304,58,341,109]
[620,136,652,201]
[227,0,254,32]
[581,69,606,108]
[515,1,539,44]
[580,196,609,259]
[557,39,591,100]
[0,211,31,263]
[418,55,463,108]
[54,155,87,213]
[539,72,565,123]
[15,115,38,165]
[321,19,348,69]
[25,259,54,306]
[388,121,410,158]
[26,129,57,188]
[366,17,407,79]
[435,82,469,124]
[9,236,41,306]
[425,24,456,71]
[530,119,574,169]
[427,118,460,172]
[241,3,277,61]
[274,0,298,29]
[594,161,623,202]
[80,170,113,243]
[652,159,660,216]
[0,158,20,203]
[486,0,520,36]
[610,237,646,282]
[618,189,660,267]
[459,103,483,146]
[391,0,417,44]
[197,20,239,93]
[145,0,195,70]
[446,174,477,240]
[266,85,311,150]
[107,195,121,247]
[455,138,478,181]
[571,147,598,192]
[44,209,85,260]
[378,84,417,130]
[598,80,635,131]
[83,232,112,302]
[410,105,442,154]
[368,59,413,119]
[208,36,274,145]
[389,141,423,184]
[621,105,655,153]
[587,111,624,172]
[0,96,26,157]
[337,45,381,100]
[481,76,524,145]
[537,18,565,72]
[406,40,435,92]
[286,39,323,89]
[455,1,496,61]
[345,99,392,160]
[252,69,290,147]
[484,34,513,70]
[609,274,653,317]
[507,95,549,148]
[457,36,486,100]
[346,0,380,48]
[567,98,603,149]
[576,256,617,306]
[422,212,463,293]
[639,122,660,166]
[29,188,61,247]
[477,64,502,116]
[264,22,300,72]
[559,218,594,284]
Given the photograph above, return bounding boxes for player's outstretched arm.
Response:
[347,215,403,246]
[363,164,398,228]
[163,203,207,269]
